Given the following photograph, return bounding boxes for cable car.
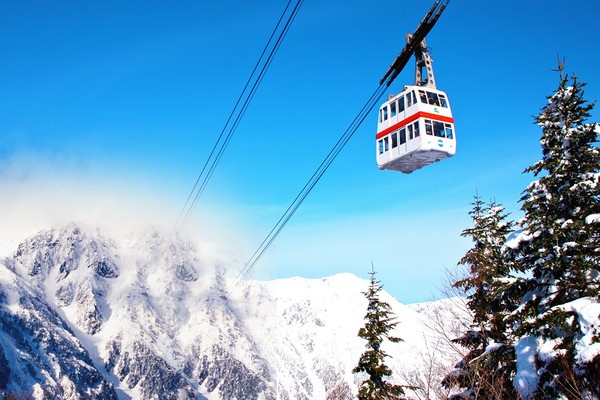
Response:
[376,85,455,173]
[376,28,455,174]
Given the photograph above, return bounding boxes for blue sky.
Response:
[1,1,599,303]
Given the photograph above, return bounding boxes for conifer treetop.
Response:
[509,64,600,399]
[353,268,406,400]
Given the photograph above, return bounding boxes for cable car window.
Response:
[406,92,413,107]
[425,120,433,135]
[419,90,427,104]
[383,106,389,121]
[438,94,448,108]
[384,137,389,151]
[379,109,383,123]
[390,102,397,117]
[399,128,406,145]
[445,124,454,139]
[398,96,405,112]
[433,121,445,137]
[391,132,398,148]
[378,139,384,154]
[427,91,440,106]
[414,121,420,137]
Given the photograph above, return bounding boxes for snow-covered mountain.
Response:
[0,224,467,399]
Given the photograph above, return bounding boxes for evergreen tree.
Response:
[442,195,517,399]
[508,65,600,398]
[353,268,405,400]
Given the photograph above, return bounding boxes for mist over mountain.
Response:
[0,224,466,399]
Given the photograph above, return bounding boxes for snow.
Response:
[0,225,470,399]
[504,228,539,250]
[483,342,504,354]
[512,298,600,399]
[537,337,563,363]
[32,384,45,400]
[514,336,540,399]
[559,297,600,364]
[7,223,598,399]
[0,263,22,313]
[585,213,600,224]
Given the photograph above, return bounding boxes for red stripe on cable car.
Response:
[376,112,455,140]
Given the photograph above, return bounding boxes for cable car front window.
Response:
[399,128,406,145]
[427,92,440,106]
[419,90,427,104]
[390,102,397,117]
[414,121,420,137]
[383,106,389,121]
[425,120,433,135]
[433,121,445,137]
[398,96,405,112]
[384,137,389,151]
[445,124,454,139]
[438,94,448,108]
[407,92,413,107]
[392,132,398,148]
[378,139,384,154]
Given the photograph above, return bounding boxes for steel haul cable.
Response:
[236,0,449,281]
[175,0,304,231]
[237,82,389,281]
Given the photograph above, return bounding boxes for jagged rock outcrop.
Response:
[0,224,465,399]
[109,339,196,400]
[0,259,118,399]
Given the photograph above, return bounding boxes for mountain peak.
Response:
[0,225,465,399]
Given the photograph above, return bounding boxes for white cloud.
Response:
[0,152,472,303]
[0,152,253,262]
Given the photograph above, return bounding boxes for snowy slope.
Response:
[0,224,467,399]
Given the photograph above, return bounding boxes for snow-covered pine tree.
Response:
[353,268,405,400]
[508,65,600,399]
[442,195,517,399]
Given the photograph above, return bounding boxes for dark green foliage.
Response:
[353,269,405,400]
[443,196,518,399]
[444,66,599,398]
[507,66,600,398]
[515,70,600,308]
[454,197,515,328]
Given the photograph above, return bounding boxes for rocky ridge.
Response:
[0,224,466,399]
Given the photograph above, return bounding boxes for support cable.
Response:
[237,82,389,281]
[175,0,304,231]
[236,0,449,281]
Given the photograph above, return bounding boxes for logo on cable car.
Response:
[434,107,439,113]
[438,139,444,147]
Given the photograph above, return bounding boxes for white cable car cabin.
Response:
[376,36,456,174]
[376,86,455,173]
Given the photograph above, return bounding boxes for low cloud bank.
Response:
[0,152,254,267]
